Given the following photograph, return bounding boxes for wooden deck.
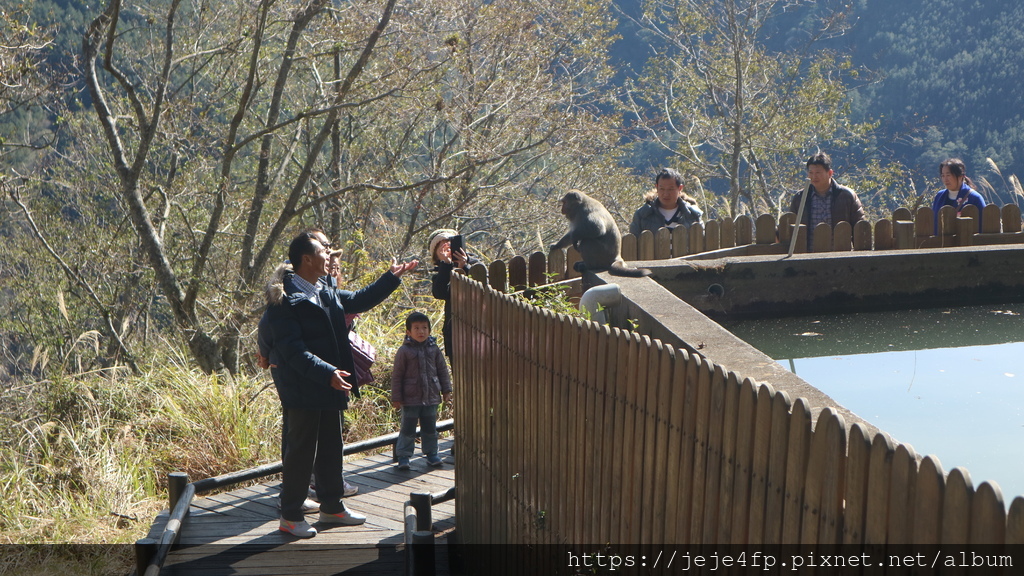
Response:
[145,439,455,575]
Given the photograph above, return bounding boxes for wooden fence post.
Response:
[168,472,189,511]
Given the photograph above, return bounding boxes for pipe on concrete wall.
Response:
[579,283,621,324]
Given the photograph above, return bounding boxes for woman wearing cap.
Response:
[428,229,480,360]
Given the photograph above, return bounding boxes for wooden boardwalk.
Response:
[145,439,455,575]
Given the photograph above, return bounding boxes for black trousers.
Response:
[279,408,348,521]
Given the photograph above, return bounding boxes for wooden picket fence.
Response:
[450,273,1024,566]
[454,205,1024,294]
[620,203,1024,260]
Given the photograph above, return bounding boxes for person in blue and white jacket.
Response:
[931,157,986,235]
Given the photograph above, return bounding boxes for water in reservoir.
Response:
[719,303,1024,500]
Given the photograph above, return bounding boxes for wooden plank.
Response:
[540,310,558,546]
[675,353,699,543]
[1002,204,1023,233]
[864,431,894,547]
[508,255,527,291]
[892,207,913,222]
[528,251,547,287]
[688,222,706,254]
[598,326,622,543]
[729,378,758,545]
[618,331,642,543]
[961,203,980,222]
[812,222,832,252]
[746,382,774,544]
[779,213,795,243]
[735,214,753,246]
[842,423,871,546]
[610,329,631,544]
[621,233,637,262]
[467,262,487,286]
[938,205,957,241]
[894,220,915,249]
[956,216,975,246]
[638,230,655,261]
[565,246,582,279]
[833,220,853,251]
[1007,496,1024,544]
[671,225,689,258]
[705,219,721,252]
[874,218,894,250]
[650,343,674,545]
[887,443,918,543]
[688,356,714,543]
[512,295,528,541]
[721,216,736,248]
[631,335,652,543]
[662,348,686,545]
[982,204,1003,233]
[700,364,727,540]
[755,214,777,244]
[853,220,873,250]
[800,407,843,546]
[488,260,507,293]
[781,396,810,544]
[916,206,934,241]
[970,482,1007,544]
[714,371,741,544]
[546,246,565,279]
[586,322,609,543]
[576,319,598,543]
[941,467,974,545]
[563,315,583,544]
[762,388,791,545]
[654,227,672,260]
[913,455,945,544]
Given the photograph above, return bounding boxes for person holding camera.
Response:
[428,229,480,361]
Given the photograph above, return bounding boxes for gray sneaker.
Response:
[319,508,367,526]
[343,480,358,497]
[279,518,317,538]
[396,458,410,470]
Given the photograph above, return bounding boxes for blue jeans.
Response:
[395,404,439,459]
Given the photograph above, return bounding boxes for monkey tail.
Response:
[608,261,651,278]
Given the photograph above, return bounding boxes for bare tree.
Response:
[625,0,870,216]
[75,0,624,373]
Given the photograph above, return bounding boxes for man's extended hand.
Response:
[389,258,419,277]
[330,369,353,391]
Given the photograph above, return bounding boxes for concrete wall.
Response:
[591,244,1024,436]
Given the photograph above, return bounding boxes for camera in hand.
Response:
[449,234,463,255]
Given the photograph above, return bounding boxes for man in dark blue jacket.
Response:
[266,231,417,538]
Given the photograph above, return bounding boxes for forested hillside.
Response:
[611,0,1024,201]
[847,0,1024,192]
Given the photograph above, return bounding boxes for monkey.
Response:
[550,190,651,278]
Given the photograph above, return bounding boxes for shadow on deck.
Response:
[143,439,455,575]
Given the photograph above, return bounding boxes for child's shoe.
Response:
[279,518,317,538]
[396,458,411,470]
[319,508,367,526]
[426,455,443,467]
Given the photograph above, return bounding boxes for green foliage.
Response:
[509,274,589,320]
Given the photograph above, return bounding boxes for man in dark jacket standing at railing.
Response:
[789,152,865,249]
[266,231,417,538]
